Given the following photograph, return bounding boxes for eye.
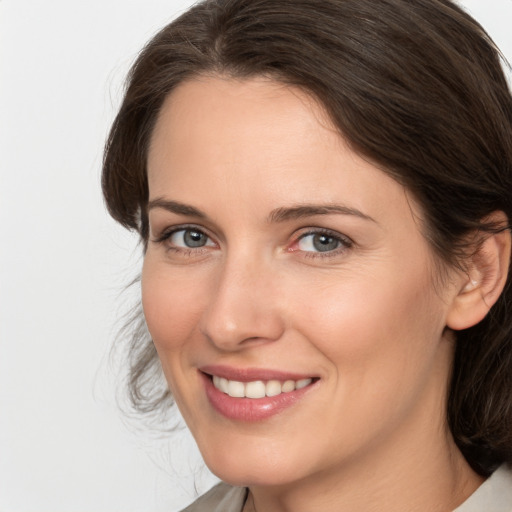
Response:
[289,230,353,257]
[167,228,215,249]
[297,233,341,252]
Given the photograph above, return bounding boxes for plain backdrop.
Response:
[1,1,511,511]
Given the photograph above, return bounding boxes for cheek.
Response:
[292,266,444,381]
[141,256,204,352]
[291,273,449,448]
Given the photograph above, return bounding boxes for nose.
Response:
[199,256,286,351]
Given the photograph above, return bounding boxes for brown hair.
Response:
[103,0,512,475]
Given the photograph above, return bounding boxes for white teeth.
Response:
[212,376,314,398]
[227,380,245,398]
[296,378,312,389]
[282,380,296,393]
[265,380,282,397]
[213,375,230,394]
[219,377,229,394]
[245,380,266,399]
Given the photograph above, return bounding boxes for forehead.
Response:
[148,75,337,173]
[147,75,421,232]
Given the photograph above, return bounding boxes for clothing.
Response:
[180,483,246,512]
[181,465,512,512]
[454,465,512,512]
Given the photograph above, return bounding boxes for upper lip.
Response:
[199,364,317,382]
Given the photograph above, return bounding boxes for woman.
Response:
[102,0,512,510]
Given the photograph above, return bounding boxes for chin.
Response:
[207,459,304,488]
[196,431,321,488]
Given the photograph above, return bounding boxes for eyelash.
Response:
[152,225,216,255]
[152,225,353,259]
[291,228,353,259]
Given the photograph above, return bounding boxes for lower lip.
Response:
[202,373,317,422]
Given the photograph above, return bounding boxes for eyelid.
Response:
[288,227,353,256]
[151,224,216,246]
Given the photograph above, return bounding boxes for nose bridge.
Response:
[199,249,284,350]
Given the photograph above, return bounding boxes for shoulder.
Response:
[454,464,512,512]
[180,482,248,512]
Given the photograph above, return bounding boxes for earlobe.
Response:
[446,212,511,331]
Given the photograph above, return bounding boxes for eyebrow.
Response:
[268,204,376,224]
[148,198,376,224]
[148,198,207,218]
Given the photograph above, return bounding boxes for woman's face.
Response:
[143,76,462,486]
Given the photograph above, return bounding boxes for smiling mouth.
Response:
[201,369,319,420]
[211,375,314,399]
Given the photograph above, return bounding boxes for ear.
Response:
[446,211,511,331]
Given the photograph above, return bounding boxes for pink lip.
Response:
[200,364,315,382]
[199,366,318,422]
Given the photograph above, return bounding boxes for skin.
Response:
[142,76,485,512]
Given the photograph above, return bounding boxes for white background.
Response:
[1,1,511,511]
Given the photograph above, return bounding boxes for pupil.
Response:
[184,230,206,247]
[313,234,338,252]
